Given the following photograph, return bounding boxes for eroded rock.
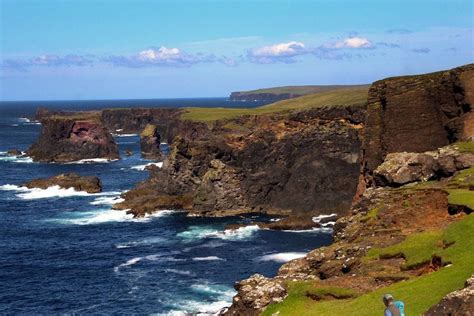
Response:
[225,274,287,315]
[424,275,474,316]
[140,124,162,160]
[24,173,102,193]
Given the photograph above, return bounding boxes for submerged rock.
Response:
[424,275,474,315]
[7,149,22,156]
[24,173,102,193]
[140,124,162,160]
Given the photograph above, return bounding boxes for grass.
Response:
[364,231,444,269]
[447,189,474,210]
[181,87,368,122]
[263,213,474,316]
[232,84,369,96]
[454,141,474,154]
[140,124,156,137]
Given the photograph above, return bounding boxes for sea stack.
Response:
[140,124,162,160]
[27,112,119,163]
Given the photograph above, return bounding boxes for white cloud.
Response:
[324,37,373,49]
[251,41,306,57]
[104,46,218,67]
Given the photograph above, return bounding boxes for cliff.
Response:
[230,85,369,102]
[27,114,119,163]
[361,64,474,187]
[115,104,366,219]
[226,64,474,315]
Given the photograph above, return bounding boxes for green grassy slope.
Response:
[263,213,474,316]
[182,86,369,122]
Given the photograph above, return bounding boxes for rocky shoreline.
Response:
[25,63,474,314]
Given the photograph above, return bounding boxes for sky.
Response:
[0,0,473,101]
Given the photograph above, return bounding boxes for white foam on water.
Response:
[114,257,143,272]
[65,158,119,164]
[54,208,174,226]
[192,256,225,262]
[177,225,259,242]
[112,133,138,137]
[163,269,195,276]
[90,196,124,205]
[130,162,163,170]
[18,117,41,125]
[0,154,34,164]
[312,213,338,223]
[258,252,307,263]
[11,124,19,127]
[115,236,166,249]
[0,184,121,200]
[169,283,236,315]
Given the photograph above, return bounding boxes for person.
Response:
[383,294,405,316]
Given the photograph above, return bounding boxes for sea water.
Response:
[0,98,332,314]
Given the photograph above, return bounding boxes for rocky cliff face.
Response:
[27,117,119,162]
[361,64,474,187]
[116,104,366,218]
[140,124,162,160]
[101,108,209,143]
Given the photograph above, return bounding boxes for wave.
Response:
[53,209,175,226]
[258,252,307,263]
[130,162,163,170]
[0,184,121,200]
[115,236,166,249]
[90,196,125,205]
[65,158,119,164]
[192,256,225,262]
[18,117,41,125]
[112,133,138,137]
[169,283,236,315]
[114,253,184,272]
[163,268,195,276]
[0,153,34,164]
[177,225,259,242]
[113,257,142,273]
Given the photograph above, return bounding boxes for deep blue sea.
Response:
[0,98,332,314]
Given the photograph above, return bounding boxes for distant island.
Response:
[229,84,370,101]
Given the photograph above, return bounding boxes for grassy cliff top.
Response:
[232,84,369,96]
[182,86,369,122]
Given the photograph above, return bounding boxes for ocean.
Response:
[0,98,332,314]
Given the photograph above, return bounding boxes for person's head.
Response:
[383,294,394,307]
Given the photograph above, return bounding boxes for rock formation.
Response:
[115,104,366,218]
[24,173,102,193]
[140,124,162,160]
[424,275,474,315]
[361,64,474,187]
[225,64,474,315]
[27,115,119,162]
[373,145,474,186]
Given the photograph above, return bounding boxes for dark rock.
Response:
[27,117,119,162]
[24,173,102,193]
[124,149,133,156]
[140,124,162,160]
[7,149,21,156]
[119,105,365,217]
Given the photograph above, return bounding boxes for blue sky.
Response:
[0,0,473,101]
